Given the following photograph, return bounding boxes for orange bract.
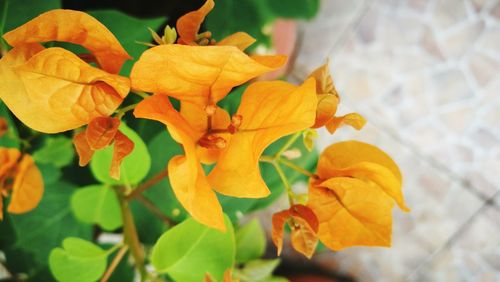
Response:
[130,44,286,105]
[0,10,130,133]
[176,0,215,45]
[308,177,394,250]
[0,47,129,133]
[0,148,43,220]
[134,95,225,231]
[73,131,94,166]
[316,141,408,211]
[110,131,134,179]
[0,118,7,137]
[272,205,319,258]
[307,61,366,133]
[208,78,317,198]
[3,9,131,74]
[134,78,317,230]
[86,117,121,150]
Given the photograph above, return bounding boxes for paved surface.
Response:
[288,0,500,281]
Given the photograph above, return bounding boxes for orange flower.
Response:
[307,141,408,251]
[176,0,256,50]
[0,10,131,133]
[134,78,317,230]
[0,147,44,220]
[307,61,366,133]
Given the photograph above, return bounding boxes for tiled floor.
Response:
[290,0,500,281]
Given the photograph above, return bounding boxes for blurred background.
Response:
[285,0,500,281]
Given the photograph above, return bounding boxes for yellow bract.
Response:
[134,79,317,230]
[309,177,394,250]
[0,148,44,220]
[208,78,317,198]
[307,141,408,250]
[0,9,131,133]
[130,44,286,105]
[3,9,131,74]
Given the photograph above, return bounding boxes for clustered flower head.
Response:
[0,0,409,259]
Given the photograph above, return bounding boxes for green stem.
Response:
[115,103,138,119]
[132,91,149,99]
[261,157,294,205]
[0,0,9,55]
[278,158,318,179]
[274,132,302,159]
[115,187,147,281]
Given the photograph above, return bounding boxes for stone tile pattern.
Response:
[287,0,500,281]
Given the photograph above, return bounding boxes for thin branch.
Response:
[274,132,302,159]
[125,169,168,200]
[100,245,129,282]
[136,194,173,226]
[279,158,318,179]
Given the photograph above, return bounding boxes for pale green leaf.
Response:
[33,136,74,167]
[71,185,122,231]
[151,215,235,282]
[235,219,266,263]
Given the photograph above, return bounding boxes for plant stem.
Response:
[132,91,149,99]
[100,245,129,282]
[136,194,173,226]
[271,161,295,205]
[115,103,138,119]
[125,169,168,200]
[278,158,318,179]
[274,132,302,159]
[115,188,147,281]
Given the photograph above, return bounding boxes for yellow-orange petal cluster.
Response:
[0,10,131,133]
[306,141,408,251]
[0,147,43,220]
[72,117,134,180]
[134,78,317,230]
[272,204,319,258]
[307,62,366,133]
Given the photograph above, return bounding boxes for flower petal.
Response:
[0,147,21,179]
[0,47,130,133]
[130,45,286,105]
[317,141,402,182]
[3,9,131,73]
[312,94,338,128]
[316,141,407,211]
[110,130,134,180]
[324,112,366,134]
[134,95,224,230]
[272,204,319,258]
[308,177,394,251]
[86,116,121,150]
[73,131,94,166]
[208,78,317,198]
[176,0,215,44]
[8,154,44,214]
[217,32,256,51]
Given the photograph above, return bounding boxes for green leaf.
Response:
[235,219,266,263]
[265,0,320,19]
[151,215,235,282]
[37,163,62,185]
[33,136,74,168]
[3,0,61,33]
[90,123,151,186]
[71,185,122,231]
[0,102,19,148]
[235,259,282,282]
[89,10,165,76]
[49,237,108,282]
[206,0,271,48]
[3,182,92,278]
